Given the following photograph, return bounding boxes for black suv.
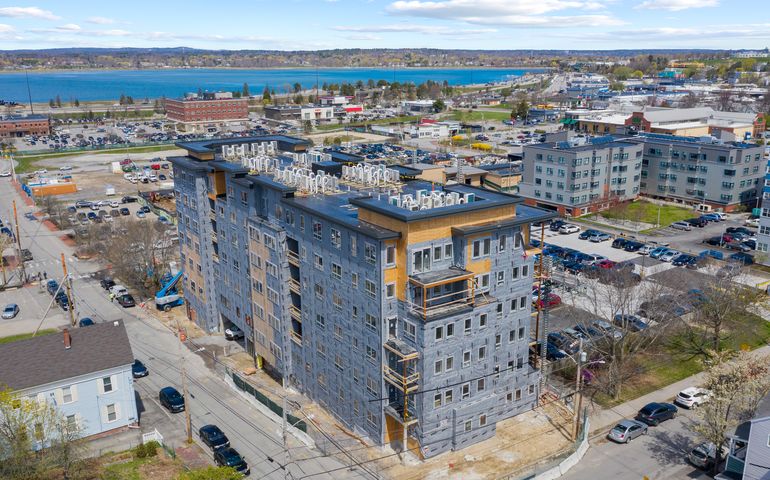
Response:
[199,424,230,451]
[685,217,707,228]
[100,277,116,291]
[611,238,628,249]
[214,448,249,476]
[635,402,677,426]
[159,387,185,413]
[549,220,566,232]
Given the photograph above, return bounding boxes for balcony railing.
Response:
[289,305,301,322]
[289,278,300,294]
[287,250,300,267]
[383,365,419,393]
[290,330,302,346]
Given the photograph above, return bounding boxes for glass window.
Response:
[106,403,117,422]
[102,377,113,393]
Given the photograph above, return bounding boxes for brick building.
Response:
[0,114,51,138]
[165,92,249,131]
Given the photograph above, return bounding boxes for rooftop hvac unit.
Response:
[464,193,475,203]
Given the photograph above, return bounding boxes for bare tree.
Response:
[693,352,770,475]
[101,218,176,296]
[667,268,767,361]
[716,89,733,112]
[0,387,86,479]
[564,270,673,401]
[681,92,700,108]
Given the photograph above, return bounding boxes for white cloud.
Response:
[0,23,14,33]
[0,6,59,20]
[333,24,496,35]
[57,23,81,31]
[636,0,718,11]
[344,34,382,41]
[563,23,770,43]
[387,0,606,17]
[385,0,621,27]
[86,16,116,25]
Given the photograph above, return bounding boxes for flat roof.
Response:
[350,182,523,223]
[0,114,49,122]
[451,204,557,236]
[176,135,311,155]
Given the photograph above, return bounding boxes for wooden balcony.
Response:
[287,250,300,267]
[289,278,300,294]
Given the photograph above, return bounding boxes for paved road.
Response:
[564,406,712,480]
[0,171,366,480]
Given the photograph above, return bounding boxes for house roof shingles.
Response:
[0,321,134,391]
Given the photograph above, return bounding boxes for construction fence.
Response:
[230,372,307,433]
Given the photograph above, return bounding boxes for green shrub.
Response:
[133,440,160,459]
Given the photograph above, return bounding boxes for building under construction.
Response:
[170,136,554,458]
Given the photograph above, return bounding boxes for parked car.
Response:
[136,210,146,218]
[611,238,628,249]
[596,259,616,269]
[132,360,149,378]
[623,241,644,252]
[547,332,578,354]
[559,224,580,235]
[75,200,92,209]
[159,386,185,413]
[670,221,692,231]
[2,303,19,319]
[726,226,754,235]
[549,220,566,232]
[116,294,135,308]
[46,279,60,295]
[685,217,708,228]
[592,320,623,339]
[78,317,94,327]
[638,245,654,255]
[20,249,33,262]
[701,213,723,222]
[688,442,727,470]
[213,448,250,476]
[225,325,244,340]
[589,232,611,243]
[672,254,696,267]
[745,218,760,228]
[703,236,725,247]
[659,250,681,262]
[579,229,601,240]
[535,293,562,309]
[56,293,70,311]
[614,314,648,332]
[121,196,138,204]
[675,387,711,409]
[119,207,130,216]
[635,402,678,426]
[109,285,128,297]
[100,277,116,291]
[139,206,151,214]
[574,324,602,338]
[607,419,648,443]
[199,424,231,451]
[729,252,754,265]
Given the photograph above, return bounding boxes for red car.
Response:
[722,234,734,243]
[151,163,161,170]
[596,259,616,269]
[535,293,562,309]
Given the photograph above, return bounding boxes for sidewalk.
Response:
[586,344,770,437]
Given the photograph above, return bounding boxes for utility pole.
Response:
[12,200,26,284]
[60,253,76,327]
[572,337,586,441]
[175,316,193,443]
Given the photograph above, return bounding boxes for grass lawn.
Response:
[596,313,770,408]
[101,456,182,480]
[314,115,421,132]
[447,110,512,122]
[0,329,57,344]
[14,144,181,173]
[600,200,693,227]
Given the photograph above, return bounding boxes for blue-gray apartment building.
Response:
[170,136,553,458]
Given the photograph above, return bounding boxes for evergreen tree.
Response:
[262,86,272,102]
[48,99,55,108]
[55,95,61,108]
[73,99,80,107]
[242,83,250,97]
[293,82,302,93]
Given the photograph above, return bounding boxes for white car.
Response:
[638,245,654,255]
[559,224,580,235]
[746,218,760,227]
[675,387,711,408]
[225,325,244,340]
[109,285,128,297]
[110,201,120,208]
[659,250,680,262]
[59,165,72,171]
[0,171,11,177]
[123,173,135,181]
[670,221,692,231]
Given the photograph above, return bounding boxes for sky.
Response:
[0,1,768,51]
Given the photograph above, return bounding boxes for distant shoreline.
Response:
[0,66,551,75]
